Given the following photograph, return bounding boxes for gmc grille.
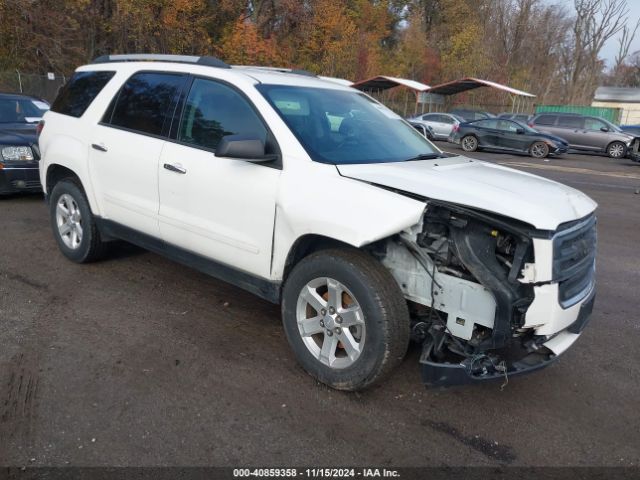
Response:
[553,214,597,308]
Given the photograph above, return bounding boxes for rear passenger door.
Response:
[158,77,280,279]
[89,71,187,237]
[553,115,585,147]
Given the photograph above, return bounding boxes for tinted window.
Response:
[179,78,267,151]
[584,117,607,131]
[558,116,584,128]
[474,119,498,129]
[497,120,520,132]
[108,72,185,136]
[440,115,454,124]
[51,71,115,118]
[535,115,557,126]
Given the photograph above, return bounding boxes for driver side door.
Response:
[158,77,281,279]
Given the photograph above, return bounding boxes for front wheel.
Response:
[529,141,549,158]
[461,135,478,152]
[607,141,626,158]
[281,249,410,391]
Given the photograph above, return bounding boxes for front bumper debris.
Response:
[420,288,595,387]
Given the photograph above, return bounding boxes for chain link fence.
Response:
[0,70,67,102]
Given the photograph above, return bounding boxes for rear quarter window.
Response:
[50,71,115,118]
[104,72,186,137]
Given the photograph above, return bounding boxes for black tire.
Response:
[606,141,626,158]
[461,135,478,152]
[49,179,107,263]
[281,248,410,391]
[529,141,549,159]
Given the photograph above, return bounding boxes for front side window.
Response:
[584,117,607,131]
[51,71,115,118]
[497,120,520,132]
[178,78,267,151]
[107,72,186,136]
[258,85,439,164]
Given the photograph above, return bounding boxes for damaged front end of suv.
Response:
[375,201,597,387]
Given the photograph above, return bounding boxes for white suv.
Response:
[39,55,597,391]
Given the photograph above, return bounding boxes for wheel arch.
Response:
[606,140,627,157]
[282,234,356,283]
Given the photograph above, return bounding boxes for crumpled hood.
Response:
[337,156,597,230]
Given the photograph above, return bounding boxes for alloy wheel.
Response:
[295,277,366,369]
[55,193,83,250]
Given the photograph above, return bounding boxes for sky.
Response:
[555,0,640,67]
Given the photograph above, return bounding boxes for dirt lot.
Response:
[1,147,639,468]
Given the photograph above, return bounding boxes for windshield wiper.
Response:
[406,153,446,161]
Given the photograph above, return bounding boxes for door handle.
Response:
[163,163,187,174]
[91,143,108,152]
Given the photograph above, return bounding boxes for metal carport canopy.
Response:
[351,75,430,92]
[426,77,535,97]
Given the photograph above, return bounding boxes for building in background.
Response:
[592,87,640,125]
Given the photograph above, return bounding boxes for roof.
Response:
[79,62,353,91]
[426,77,536,98]
[594,86,640,103]
[351,75,430,92]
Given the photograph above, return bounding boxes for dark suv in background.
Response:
[529,113,636,158]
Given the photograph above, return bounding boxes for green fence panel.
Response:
[535,105,622,124]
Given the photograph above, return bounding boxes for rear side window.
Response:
[51,71,115,118]
[106,72,186,137]
[474,119,498,129]
[535,115,557,126]
[558,116,584,128]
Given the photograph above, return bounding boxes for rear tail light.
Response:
[36,120,45,137]
[452,124,460,133]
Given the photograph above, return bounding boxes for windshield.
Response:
[257,85,440,164]
[0,98,48,123]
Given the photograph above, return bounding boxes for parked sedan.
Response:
[408,112,464,140]
[448,118,568,158]
[0,93,44,195]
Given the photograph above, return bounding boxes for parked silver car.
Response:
[408,112,464,140]
[529,113,636,158]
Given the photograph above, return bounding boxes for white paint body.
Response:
[39,62,597,357]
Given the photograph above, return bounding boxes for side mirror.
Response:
[216,135,276,162]
[600,126,609,132]
[516,128,525,134]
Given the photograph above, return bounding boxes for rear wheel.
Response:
[607,141,626,158]
[281,248,410,391]
[461,135,478,152]
[49,179,107,263]
[529,141,549,159]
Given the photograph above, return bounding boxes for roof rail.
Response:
[91,54,231,69]
[232,66,317,77]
